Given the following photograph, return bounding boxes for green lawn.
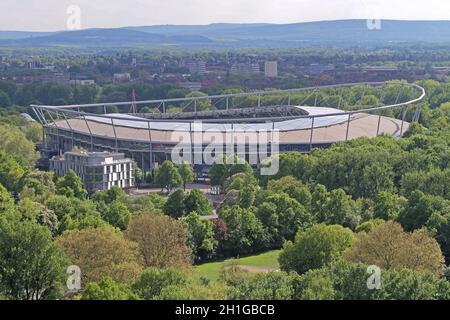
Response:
[193,250,281,282]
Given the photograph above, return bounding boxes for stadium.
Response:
[32,82,425,174]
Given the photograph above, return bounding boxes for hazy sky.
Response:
[1,0,450,31]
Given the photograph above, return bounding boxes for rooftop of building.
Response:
[51,151,133,165]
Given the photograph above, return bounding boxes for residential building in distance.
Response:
[50,151,134,192]
[113,73,132,83]
[184,59,207,75]
[308,63,335,74]
[69,79,96,85]
[264,61,278,77]
[179,81,202,91]
[230,62,260,74]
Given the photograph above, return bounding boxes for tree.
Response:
[256,193,314,247]
[278,224,354,274]
[56,227,143,284]
[327,259,378,300]
[373,191,403,220]
[0,90,11,107]
[219,205,268,255]
[55,170,88,199]
[181,211,218,260]
[157,281,227,300]
[311,184,329,222]
[377,268,450,300]
[133,164,144,188]
[224,172,259,209]
[131,267,187,300]
[226,272,294,300]
[292,269,335,300]
[0,220,68,300]
[211,218,228,243]
[125,213,192,269]
[258,152,316,186]
[397,190,438,231]
[101,200,132,230]
[163,189,185,218]
[267,176,312,209]
[45,195,105,234]
[324,189,352,225]
[93,186,124,205]
[239,182,257,209]
[355,218,385,233]
[0,183,14,214]
[343,221,444,276]
[24,121,43,143]
[361,159,394,198]
[178,162,194,190]
[79,277,140,300]
[0,152,25,191]
[209,155,254,188]
[154,161,183,192]
[0,124,39,166]
[18,199,59,235]
[328,259,450,300]
[184,189,212,216]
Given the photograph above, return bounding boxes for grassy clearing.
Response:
[193,250,281,282]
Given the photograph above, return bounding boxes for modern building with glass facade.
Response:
[50,151,134,192]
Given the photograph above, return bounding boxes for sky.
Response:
[1,0,450,32]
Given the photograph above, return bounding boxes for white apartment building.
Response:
[50,151,134,192]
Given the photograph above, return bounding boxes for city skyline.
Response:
[1,0,450,32]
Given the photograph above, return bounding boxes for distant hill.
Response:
[127,20,450,43]
[0,28,212,47]
[1,20,450,48]
[0,30,51,40]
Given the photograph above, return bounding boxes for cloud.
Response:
[1,0,450,31]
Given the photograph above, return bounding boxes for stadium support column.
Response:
[400,105,407,136]
[147,121,153,172]
[46,109,60,154]
[338,89,343,108]
[258,95,261,108]
[345,113,351,141]
[376,113,382,136]
[271,121,275,157]
[83,115,94,150]
[309,116,315,152]
[42,124,46,147]
[287,94,291,106]
[111,118,118,152]
[226,97,229,111]
[189,122,194,166]
[61,112,75,150]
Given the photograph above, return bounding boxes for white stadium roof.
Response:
[84,106,349,132]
